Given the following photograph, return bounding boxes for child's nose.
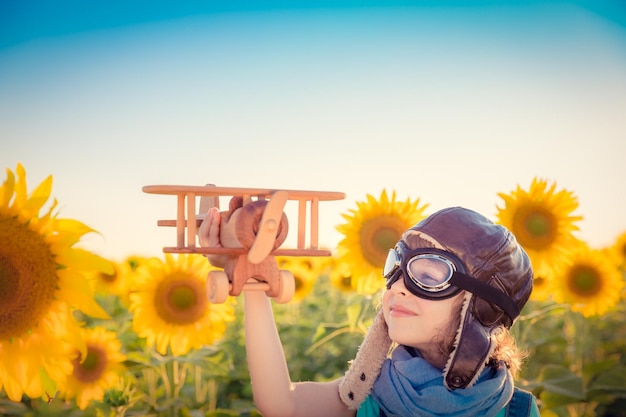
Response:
[390,275,408,295]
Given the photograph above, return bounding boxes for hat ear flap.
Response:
[443,292,498,390]
[339,309,392,409]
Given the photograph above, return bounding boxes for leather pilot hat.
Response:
[339,207,533,408]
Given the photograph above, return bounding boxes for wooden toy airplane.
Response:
[143,184,345,304]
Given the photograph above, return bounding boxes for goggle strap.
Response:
[450,273,520,322]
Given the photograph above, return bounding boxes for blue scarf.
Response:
[371,346,513,417]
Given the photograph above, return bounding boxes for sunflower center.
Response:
[127,258,141,271]
[360,215,406,267]
[567,265,602,297]
[100,270,118,283]
[512,206,557,251]
[533,276,546,288]
[73,346,108,383]
[171,286,196,309]
[154,276,207,325]
[341,275,352,290]
[0,215,58,340]
[294,275,303,292]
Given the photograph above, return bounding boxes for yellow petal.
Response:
[56,247,114,275]
[57,269,110,319]
[66,289,110,319]
[14,163,27,208]
[0,374,24,402]
[63,323,88,362]
[1,168,15,207]
[24,175,52,216]
[53,218,98,246]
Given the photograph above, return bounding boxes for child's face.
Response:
[382,276,461,353]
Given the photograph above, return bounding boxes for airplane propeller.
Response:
[247,190,288,264]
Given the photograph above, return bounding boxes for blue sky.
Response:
[1,1,625,260]
[2,1,625,50]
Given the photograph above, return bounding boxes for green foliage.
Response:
[2,273,625,416]
[513,297,626,416]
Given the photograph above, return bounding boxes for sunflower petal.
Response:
[62,321,88,362]
[54,218,98,246]
[24,175,52,216]
[14,163,27,208]
[57,269,110,319]
[1,168,15,207]
[0,374,24,402]
[56,247,114,275]
[65,288,110,319]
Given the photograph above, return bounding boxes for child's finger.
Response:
[207,208,221,247]
[198,207,219,247]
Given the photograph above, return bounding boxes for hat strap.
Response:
[450,272,520,324]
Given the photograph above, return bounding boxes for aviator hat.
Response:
[339,207,534,408]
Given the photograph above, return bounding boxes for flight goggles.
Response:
[383,240,520,320]
[384,241,466,300]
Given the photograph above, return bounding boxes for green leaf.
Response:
[0,399,28,415]
[204,410,240,417]
[538,365,585,408]
[587,366,626,401]
[124,351,156,367]
[582,357,619,377]
[345,298,363,331]
[38,366,58,402]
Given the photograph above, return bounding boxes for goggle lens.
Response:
[407,254,454,291]
[383,249,400,280]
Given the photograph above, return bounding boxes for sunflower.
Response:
[276,256,325,302]
[553,243,624,317]
[128,254,235,356]
[89,255,147,304]
[327,254,386,295]
[59,326,126,410]
[606,231,626,270]
[89,261,126,297]
[0,163,112,401]
[328,257,357,293]
[335,190,428,295]
[496,178,583,298]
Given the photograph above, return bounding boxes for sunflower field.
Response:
[1,163,625,417]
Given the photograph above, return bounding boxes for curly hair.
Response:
[437,293,526,378]
[490,327,527,378]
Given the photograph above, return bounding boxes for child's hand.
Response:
[198,207,227,267]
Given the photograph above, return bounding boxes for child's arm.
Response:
[244,290,354,417]
[199,207,354,417]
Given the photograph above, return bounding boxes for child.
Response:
[199,206,540,417]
